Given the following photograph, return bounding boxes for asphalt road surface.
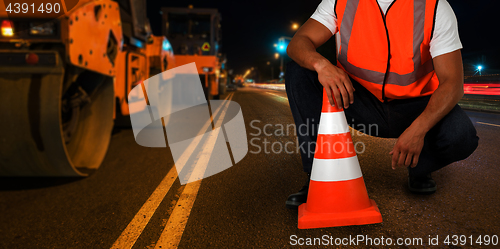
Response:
[1,86,499,248]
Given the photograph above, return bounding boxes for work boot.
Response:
[285,174,310,210]
[408,173,437,194]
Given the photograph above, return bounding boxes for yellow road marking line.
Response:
[154,94,234,249]
[477,121,500,128]
[110,93,234,249]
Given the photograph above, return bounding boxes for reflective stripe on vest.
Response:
[336,0,438,100]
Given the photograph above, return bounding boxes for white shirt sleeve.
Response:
[429,0,463,58]
[310,0,338,35]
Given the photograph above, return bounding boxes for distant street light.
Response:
[274,53,279,59]
[292,23,299,30]
[275,37,292,54]
[275,36,293,78]
[243,69,252,79]
[477,65,483,76]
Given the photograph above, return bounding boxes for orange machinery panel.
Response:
[66,0,122,76]
[174,55,218,74]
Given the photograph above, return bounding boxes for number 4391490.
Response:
[443,235,498,246]
[5,3,61,14]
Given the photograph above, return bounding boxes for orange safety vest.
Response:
[336,0,440,102]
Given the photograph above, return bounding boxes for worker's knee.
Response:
[433,106,479,162]
[448,122,479,161]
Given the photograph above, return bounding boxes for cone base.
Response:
[298,199,382,229]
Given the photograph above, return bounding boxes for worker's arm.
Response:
[287,19,354,109]
[390,50,464,169]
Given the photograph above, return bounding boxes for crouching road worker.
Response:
[285,0,479,209]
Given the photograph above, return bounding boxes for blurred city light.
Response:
[243,68,253,79]
[476,65,483,76]
[274,53,279,59]
[292,23,299,30]
[275,37,293,78]
[276,40,288,53]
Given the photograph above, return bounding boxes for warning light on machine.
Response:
[1,20,14,37]
[201,42,211,52]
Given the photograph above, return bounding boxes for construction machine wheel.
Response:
[0,65,114,176]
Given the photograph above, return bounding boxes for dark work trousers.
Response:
[285,61,479,177]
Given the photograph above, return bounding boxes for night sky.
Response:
[147,0,500,76]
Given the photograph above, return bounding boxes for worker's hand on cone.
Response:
[316,61,355,109]
[390,126,426,169]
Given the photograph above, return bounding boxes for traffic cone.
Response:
[298,89,382,229]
